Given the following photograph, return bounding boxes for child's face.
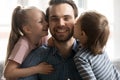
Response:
[73,19,87,46]
[26,8,48,40]
[73,20,82,40]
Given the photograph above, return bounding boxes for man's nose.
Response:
[58,19,65,26]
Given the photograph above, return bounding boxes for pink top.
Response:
[8,36,48,64]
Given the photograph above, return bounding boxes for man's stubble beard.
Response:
[50,27,74,43]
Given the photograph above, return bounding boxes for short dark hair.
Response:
[46,0,78,21]
[78,11,110,54]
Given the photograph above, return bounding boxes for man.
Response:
[19,0,82,80]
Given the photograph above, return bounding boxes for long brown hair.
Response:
[78,11,110,54]
[5,6,37,63]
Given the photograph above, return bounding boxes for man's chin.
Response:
[54,37,72,42]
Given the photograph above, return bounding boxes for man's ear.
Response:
[22,25,31,34]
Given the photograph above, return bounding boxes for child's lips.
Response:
[43,28,48,31]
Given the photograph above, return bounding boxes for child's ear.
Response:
[81,31,86,36]
[23,25,31,34]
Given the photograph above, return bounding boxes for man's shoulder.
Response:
[30,45,53,56]
[34,45,50,51]
[20,45,54,67]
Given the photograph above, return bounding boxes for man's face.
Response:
[49,3,75,42]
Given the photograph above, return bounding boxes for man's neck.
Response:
[54,37,75,58]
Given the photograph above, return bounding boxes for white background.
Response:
[0,0,120,63]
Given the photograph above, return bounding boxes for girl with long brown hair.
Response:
[3,6,53,80]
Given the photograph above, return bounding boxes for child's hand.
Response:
[48,37,54,46]
[36,62,54,74]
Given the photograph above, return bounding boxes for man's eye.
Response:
[52,18,57,21]
[50,17,59,21]
[64,17,71,21]
[64,17,69,21]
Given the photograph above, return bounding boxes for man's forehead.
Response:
[49,3,73,11]
[49,3,74,17]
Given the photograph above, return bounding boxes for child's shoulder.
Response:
[18,36,29,44]
[14,36,29,48]
[75,47,103,59]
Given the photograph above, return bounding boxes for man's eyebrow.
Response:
[50,15,58,18]
[50,15,72,18]
[64,15,72,18]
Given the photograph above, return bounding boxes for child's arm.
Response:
[4,60,54,79]
[74,56,97,80]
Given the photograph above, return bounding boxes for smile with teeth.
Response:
[56,29,67,33]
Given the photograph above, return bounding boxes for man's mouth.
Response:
[56,29,67,33]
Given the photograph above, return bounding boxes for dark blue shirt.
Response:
[19,40,82,80]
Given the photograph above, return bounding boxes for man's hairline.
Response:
[48,3,75,18]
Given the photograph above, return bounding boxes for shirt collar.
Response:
[72,39,79,53]
[52,39,79,55]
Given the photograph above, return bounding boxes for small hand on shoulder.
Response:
[36,62,54,74]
